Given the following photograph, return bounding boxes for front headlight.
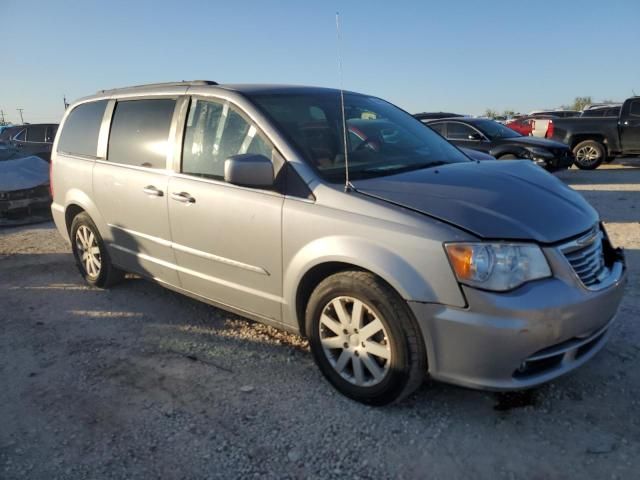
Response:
[526,147,553,158]
[445,242,551,291]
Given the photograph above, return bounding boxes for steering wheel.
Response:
[353,136,381,152]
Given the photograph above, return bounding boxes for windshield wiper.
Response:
[362,161,447,174]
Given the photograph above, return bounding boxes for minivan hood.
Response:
[352,160,597,243]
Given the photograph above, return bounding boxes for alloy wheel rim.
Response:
[75,225,101,278]
[319,296,391,387]
[576,146,600,165]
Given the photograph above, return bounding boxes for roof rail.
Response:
[583,103,622,110]
[97,80,218,94]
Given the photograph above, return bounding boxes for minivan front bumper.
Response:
[409,254,626,391]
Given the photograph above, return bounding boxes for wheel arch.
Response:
[285,237,445,336]
[570,135,608,153]
[62,189,109,239]
[64,203,85,234]
[491,145,526,159]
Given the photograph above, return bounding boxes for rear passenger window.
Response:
[447,123,475,140]
[27,126,46,142]
[58,100,108,157]
[182,98,273,179]
[429,123,446,135]
[108,99,176,169]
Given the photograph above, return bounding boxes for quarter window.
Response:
[108,99,176,168]
[58,100,108,157]
[26,126,46,142]
[182,98,273,179]
[46,126,57,143]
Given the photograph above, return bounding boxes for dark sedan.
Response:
[1,123,58,161]
[425,117,574,171]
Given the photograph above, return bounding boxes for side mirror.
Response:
[224,153,274,188]
[468,132,483,141]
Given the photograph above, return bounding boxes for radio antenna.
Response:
[336,12,354,192]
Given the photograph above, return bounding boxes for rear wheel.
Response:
[70,212,124,288]
[573,140,605,170]
[306,271,426,405]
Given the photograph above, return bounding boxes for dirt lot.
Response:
[1,160,639,479]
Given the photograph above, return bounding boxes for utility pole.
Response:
[16,108,24,124]
[0,109,6,125]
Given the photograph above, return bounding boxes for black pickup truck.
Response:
[548,97,640,169]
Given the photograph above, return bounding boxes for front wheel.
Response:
[70,212,124,288]
[305,271,426,405]
[573,140,605,170]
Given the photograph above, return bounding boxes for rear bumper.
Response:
[410,256,626,391]
[51,202,69,242]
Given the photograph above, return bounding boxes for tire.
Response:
[573,140,605,170]
[498,154,518,160]
[305,271,426,406]
[70,212,124,288]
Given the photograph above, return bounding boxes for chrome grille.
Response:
[560,226,608,288]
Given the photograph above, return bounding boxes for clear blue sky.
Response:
[2,0,639,124]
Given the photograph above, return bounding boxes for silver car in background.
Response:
[50,81,626,405]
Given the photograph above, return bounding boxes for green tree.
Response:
[484,109,499,119]
[571,96,592,111]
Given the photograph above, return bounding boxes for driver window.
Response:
[447,123,476,140]
[182,99,273,179]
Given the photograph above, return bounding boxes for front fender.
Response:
[490,145,528,159]
[282,234,467,330]
[286,235,434,301]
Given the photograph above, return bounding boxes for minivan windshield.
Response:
[250,92,470,182]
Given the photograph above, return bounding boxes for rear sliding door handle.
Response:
[171,192,196,204]
[143,185,163,197]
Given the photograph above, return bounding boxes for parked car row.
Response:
[417,116,574,171]
[416,96,640,170]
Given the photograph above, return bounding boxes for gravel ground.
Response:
[1,160,639,479]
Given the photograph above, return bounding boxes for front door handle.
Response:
[171,192,196,204]
[143,185,164,197]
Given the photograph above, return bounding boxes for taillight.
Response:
[546,120,554,138]
[49,159,54,197]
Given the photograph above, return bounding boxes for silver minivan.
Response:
[51,81,626,405]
